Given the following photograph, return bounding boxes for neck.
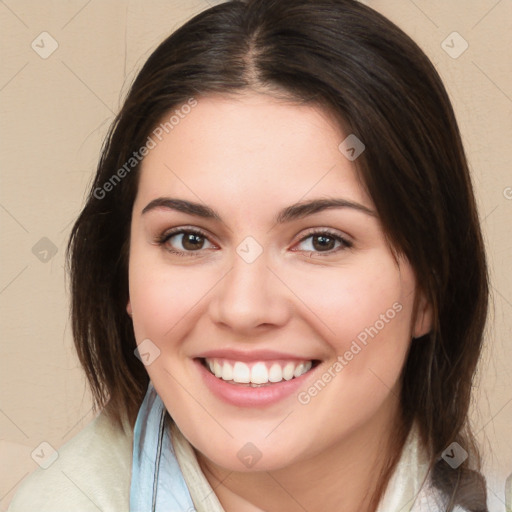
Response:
[198,395,408,512]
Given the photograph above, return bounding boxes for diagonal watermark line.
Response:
[482,205,498,223]
[60,407,95,440]
[199,467,234,505]
[77,114,113,154]
[0,471,29,502]
[164,163,207,204]
[164,367,234,438]
[265,410,294,438]
[472,61,512,105]
[164,267,233,336]
[164,163,233,234]
[472,0,504,29]
[476,397,512,435]
[265,266,336,335]
[61,471,102,510]
[491,283,512,309]
[406,0,439,28]
[61,0,93,29]
[0,62,29,92]
[487,486,506,508]
[0,265,28,295]
[59,214,78,234]
[61,60,116,114]
[0,203,29,233]
[367,367,399,399]
[266,165,336,235]
[0,408,29,438]
[0,0,29,28]
[265,472,311,512]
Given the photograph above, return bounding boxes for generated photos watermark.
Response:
[297,301,403,405]
[93,97,198,200]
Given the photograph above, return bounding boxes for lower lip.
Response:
[195,359,316,407]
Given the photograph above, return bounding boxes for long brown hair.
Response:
[67,1,489,509]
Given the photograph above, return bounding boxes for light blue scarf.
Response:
[130,382,196,512]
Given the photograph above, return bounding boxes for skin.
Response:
[127,92,432,512]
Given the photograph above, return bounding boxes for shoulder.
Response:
[7,409,133,512]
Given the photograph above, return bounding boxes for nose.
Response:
[208,250,292,335]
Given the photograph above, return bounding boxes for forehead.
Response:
[136,93,373,213]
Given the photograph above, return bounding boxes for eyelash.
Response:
[156,227,353,258]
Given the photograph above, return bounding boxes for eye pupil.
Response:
[313,235,335,251]
[182,233,204,250]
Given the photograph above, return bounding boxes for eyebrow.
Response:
[141,197,376,223]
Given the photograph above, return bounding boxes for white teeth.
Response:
[268,363,283,383]
[205,358,313,385]
[213,360,223,378]
[251,362,269,384]
[221,361,233,381]
[282,362,295,381]
[232,362,251,383]
[293,363,305,378]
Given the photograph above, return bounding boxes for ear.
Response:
[413,291,433,339]
[126,300,133,317]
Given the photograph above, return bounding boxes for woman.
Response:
[8,0,490,510]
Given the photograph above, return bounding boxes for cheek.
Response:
[289,253,414,351]
[289,253,415,413]
[128,250,212,340]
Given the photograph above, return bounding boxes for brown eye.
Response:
[295,230,352,255]
[158,228,214,256]
[180,232,206,251]
[311,234,337,251]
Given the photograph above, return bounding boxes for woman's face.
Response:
[127,92,431,472]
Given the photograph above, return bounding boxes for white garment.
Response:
[6,409,468,512]
[7,411,132,512]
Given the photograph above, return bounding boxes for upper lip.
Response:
[195,349,318,362]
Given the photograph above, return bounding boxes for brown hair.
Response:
[67,0,489,509]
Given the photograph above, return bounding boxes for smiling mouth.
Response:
[199,358,320,387]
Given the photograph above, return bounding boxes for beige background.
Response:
[0,0,510,510]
